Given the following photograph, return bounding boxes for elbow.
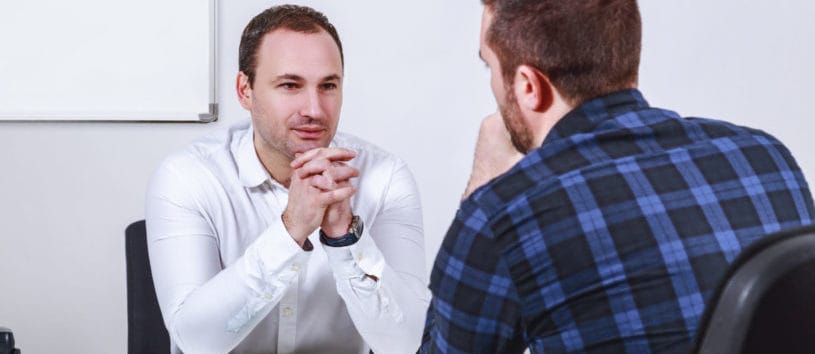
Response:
[168,311,242,354]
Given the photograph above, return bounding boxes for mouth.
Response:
[291,126,326,140]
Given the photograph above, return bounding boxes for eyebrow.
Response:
[322,74,341,82]
[274,73,341,82]
[274,74,305,82]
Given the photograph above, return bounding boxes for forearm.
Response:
[164,263,273,352]
[324,237,430,353]
[149,221,309,353]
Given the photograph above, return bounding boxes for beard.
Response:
[499,87,536,154]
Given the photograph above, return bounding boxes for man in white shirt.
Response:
[145,5,428,353]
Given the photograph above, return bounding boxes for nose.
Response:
[300,88,325,120]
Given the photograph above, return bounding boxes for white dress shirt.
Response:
[145,121,429,354]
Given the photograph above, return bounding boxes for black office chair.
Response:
[0,326,21,354]
[693,224,815,354]
[126,220,171,354]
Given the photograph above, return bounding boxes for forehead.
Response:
[255,28,342,79]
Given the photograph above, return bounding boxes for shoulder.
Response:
[683,116,779,144]
[681,116,802,169]
[159,121,249,173]
[149,121,251,194]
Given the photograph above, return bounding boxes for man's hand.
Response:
[463,113,525,199]
[320,180,354,237]
[282,148,359,245]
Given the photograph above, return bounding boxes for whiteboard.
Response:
[0,0,217,122]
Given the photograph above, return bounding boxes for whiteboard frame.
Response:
[0,0,219,123]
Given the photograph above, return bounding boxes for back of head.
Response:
[483,0,641,106]
[239,4,343,86]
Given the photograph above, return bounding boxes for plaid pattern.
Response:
[421,89,815,353]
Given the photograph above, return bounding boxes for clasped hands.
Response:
[282,147,359,247]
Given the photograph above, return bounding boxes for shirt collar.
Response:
[236,125,271,188]
[543,89,649,144]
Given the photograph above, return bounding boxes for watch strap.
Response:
[319,230,359,247]
[319,216,363,247]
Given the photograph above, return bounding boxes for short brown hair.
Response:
[239,5,343,86]
[483,0,641,105]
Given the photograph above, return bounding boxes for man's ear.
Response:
[236,71,253,110]
[513,65,554,113]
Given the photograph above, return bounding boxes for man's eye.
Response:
[321,83,337,90]
[280,82,298,90]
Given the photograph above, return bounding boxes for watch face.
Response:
[350,215,363,237]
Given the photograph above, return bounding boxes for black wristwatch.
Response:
[320,215,364,247]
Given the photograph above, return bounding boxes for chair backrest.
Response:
[125,220,170,354]
[0,326,21,354]
[693,224,815,354]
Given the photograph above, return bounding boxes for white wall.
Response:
[1,1,813,353]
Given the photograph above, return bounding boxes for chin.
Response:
[291,140,330,155]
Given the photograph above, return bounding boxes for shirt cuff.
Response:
[323,228,385,280]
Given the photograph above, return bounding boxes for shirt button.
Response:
[282,306,293,317]
[264,293,274,300]
[291,264,300,272]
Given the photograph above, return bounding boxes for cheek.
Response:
[251,100,287,132]
[324,95,343,120]
[257,96,293,119]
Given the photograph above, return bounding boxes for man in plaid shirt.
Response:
[421,0,815,353]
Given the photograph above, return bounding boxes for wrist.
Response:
[320,215,363,247]
[321,226,349,238]
[281,212,309,246]
[321,214,353,238]
[463,171,489,200]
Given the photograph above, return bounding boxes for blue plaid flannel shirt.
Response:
[421,89,814,353]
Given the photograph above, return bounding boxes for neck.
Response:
[532,96,575,147]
